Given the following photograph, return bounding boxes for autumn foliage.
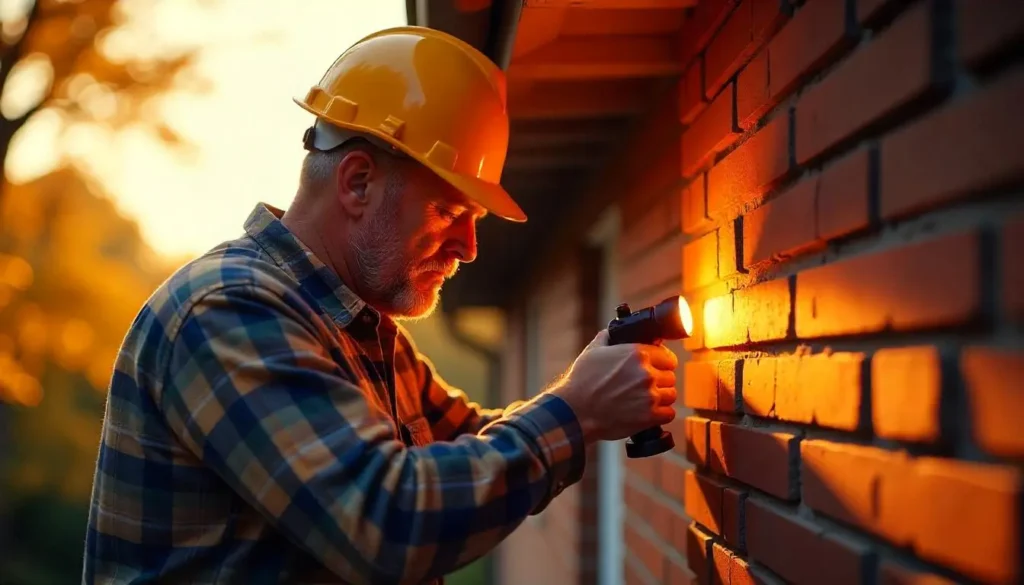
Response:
[0,1,208,582]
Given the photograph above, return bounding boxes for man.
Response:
[83,26,678,584]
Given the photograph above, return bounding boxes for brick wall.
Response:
[617,0,1023,584]
[497,266,603,585]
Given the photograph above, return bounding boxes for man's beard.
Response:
[350,173,447,320]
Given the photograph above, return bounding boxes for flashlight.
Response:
[607,295,693,458]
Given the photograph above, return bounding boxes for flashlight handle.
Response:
[625,425,674,458]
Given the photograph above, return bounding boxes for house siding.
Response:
[497,1,1023,584]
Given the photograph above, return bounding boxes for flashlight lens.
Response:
[678,296,694,336]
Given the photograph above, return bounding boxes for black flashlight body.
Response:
[607,298,683,458]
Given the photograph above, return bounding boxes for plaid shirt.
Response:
[83,203,586,584]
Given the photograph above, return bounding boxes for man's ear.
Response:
[336,149,376,218]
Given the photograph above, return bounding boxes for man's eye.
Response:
[436,206,458,220]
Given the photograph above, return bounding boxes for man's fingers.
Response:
[655,386,677,406]
[643,344,679,371]
[652,369,676,389]
[652,406,676,425]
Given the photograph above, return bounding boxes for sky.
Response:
[7,0,408,260]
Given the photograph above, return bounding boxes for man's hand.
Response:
[551,329,678,443]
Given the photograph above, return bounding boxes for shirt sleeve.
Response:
[395,326,527,441]
[159,283,585,585]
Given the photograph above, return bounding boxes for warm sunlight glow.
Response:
[7,1,408,260]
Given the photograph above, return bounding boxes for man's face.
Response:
[349,158,486,320]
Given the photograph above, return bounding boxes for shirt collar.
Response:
[242,202,378,329]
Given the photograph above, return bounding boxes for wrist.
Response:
[549,383,597,444]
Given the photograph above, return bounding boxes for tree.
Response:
[0,3,214,580]
[0,0,210,199]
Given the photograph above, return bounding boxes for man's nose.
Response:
[446,217,478,264]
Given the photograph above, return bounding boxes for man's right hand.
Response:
[551,329,679,443]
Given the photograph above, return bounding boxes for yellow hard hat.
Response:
[294,26,526,222]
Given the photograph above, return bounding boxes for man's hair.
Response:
[298,138,403,193]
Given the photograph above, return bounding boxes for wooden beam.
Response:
[503,150,602,171]
[508,80,652,119]
[509,119,627,148]
[560,7,686,36]
[524,0,697,8]
[508,35,682,80]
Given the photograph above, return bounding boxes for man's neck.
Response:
[282,201,358,293]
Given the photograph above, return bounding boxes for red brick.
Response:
[872,346,943,443]
[681,58,707,125]
[627,523,666,582]
[914,458,1021,584]
[958,0,1024,68]
[858,0,905,26]
[817,147,871,240]
[705,0,788,101]
[742,177,819,268]
[685,416,710,467]
[680,0,739,67]
[796,1,935,164]
[647,495,673,543]
[800,439,1022,582]
[879,561,957,585]
[801,440,916,545]
[750,0,789,44]
[683,85,739,178]
[881,65,1024,220]
[718,220,739,278]
[667,558,696,585]
[721,487,746,548]
[704,1,754,99]
[704,294,737,348]
[625,561,646,585]
[769,0,851,100]
[798,352,863,429]
[619,188,682,262]
[684,361,718,410]
[736,51,769,130]
[709,422,797,499]
[627,453,661,487]
[703,279,791,349]
[745,500,871,585]
[963,346,1024,457]
[660,455,688,502]
[1006,217,1024,320]
[707,113,791,221]
[620,233,683,300]
[685,470,724,535]
[681,176,710,235]
[795,231,982,338]
[742,353,863,430]
[710,543,730,585]
[718,359,739,412]
[735,278,790,343]
[683,231,719,291]
[742,357,775,418]
[687,522,714,585]
[715,548,773,585]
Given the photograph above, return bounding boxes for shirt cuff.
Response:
[504,392,587,515]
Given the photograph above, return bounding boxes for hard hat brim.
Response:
[294,98,527,223]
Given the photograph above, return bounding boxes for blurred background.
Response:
[0,1,493,583]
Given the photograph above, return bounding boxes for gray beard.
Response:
[349,174,436,319]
